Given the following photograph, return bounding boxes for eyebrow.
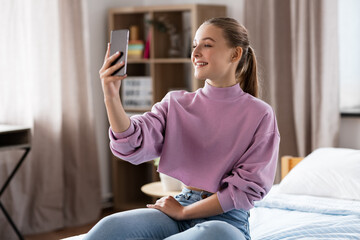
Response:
[202,37,216,42]
[193,37,216,43]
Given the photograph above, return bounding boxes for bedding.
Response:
[250,148,360,239]
[249,186,360,239]
[277,147,360,201]
[65,190,360,240]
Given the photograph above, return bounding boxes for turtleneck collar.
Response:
[201,80,244,100]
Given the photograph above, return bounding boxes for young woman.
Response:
[85,17,280,240]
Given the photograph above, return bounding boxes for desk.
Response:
[0,125,31,240]
[141,181,181,198]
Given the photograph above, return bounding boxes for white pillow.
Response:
[278,147,360,201]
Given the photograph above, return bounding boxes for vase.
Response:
[159,173,183,191]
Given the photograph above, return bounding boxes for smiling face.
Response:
[192,24,239,87]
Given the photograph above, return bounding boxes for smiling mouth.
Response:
[195,62,208,67]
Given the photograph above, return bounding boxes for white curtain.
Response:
[244,0,340,182]
[0,0,101,238]
[289,0,340,155]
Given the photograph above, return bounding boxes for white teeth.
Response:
[196,62,208,66]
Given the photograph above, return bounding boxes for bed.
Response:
[63,147,360,239]
[250,147,360,239]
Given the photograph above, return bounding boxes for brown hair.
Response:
[203,17,259,98]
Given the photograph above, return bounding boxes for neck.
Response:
[206,78,237,88]
[202,80,244,101]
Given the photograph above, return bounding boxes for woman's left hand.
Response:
[147,196,185,220]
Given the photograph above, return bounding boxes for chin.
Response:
[194,75,206,81]
[194,71,207,81]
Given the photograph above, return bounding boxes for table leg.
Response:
[0,148,30,197]
[0,201,24,240]
[0,147,30,240]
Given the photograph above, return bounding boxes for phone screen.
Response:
[110,29,129,76]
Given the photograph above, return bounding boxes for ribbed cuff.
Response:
[109,123,135,139]
[217,190,235,213]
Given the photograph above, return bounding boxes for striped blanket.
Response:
[250,189,360,239]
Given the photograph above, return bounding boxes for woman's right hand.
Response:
[99,43,127,100]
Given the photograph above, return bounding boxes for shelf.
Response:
[153,58,191,63]
[109,4,227,211]
[341,107,360,117]
[128,59,151,64]
[110,4,226,14]
[0,125,31,150]
[128,58,191,64]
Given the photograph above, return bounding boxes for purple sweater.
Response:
[109,81,280,212]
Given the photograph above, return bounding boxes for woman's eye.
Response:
[192,44,212,49]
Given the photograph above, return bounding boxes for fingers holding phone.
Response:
[100,48,127,99]
[99,29,129,99]
[109,29,129,76]
[101,29,129,78]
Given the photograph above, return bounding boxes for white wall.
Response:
[339,117,360,149]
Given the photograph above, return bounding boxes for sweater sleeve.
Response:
[109,93,170,165]
[217,111,280,212]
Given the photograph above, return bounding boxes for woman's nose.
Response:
[192,46,201,58]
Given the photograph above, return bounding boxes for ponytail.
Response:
[237,46,259,98]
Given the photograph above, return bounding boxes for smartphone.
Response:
[110,29,129,76]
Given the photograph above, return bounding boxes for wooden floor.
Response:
[24,208,115,240]
[24,223,93,240]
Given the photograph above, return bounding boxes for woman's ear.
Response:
[231,47,243,62]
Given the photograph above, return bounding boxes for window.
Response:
[338,0,360,115]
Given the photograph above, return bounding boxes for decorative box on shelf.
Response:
[121,76,153,111]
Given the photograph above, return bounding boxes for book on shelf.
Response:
[128,40,144,59]
[143,31,151,59]
[121,76,152,110]
[128,25,145,59]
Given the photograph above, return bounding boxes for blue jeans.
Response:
[84,188,250,240]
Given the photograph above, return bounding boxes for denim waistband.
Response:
[179,187,213,201]
[175,187,250,239]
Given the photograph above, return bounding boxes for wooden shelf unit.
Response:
[108,4,227,211]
